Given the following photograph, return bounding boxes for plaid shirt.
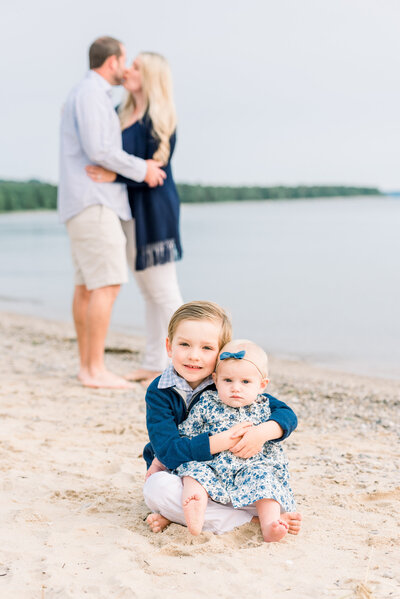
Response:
[158,364,213,405]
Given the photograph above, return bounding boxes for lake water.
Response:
[1,197,399,380]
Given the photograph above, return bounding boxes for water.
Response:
[1,197,399,379]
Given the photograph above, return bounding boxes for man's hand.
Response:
[230,425,266,458]
[145,457,166,481]
[144,160,167,187]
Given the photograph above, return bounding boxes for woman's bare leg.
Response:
[255,498,289,543]
[182,476,208,535]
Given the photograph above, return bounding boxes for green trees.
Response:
[0,180,57,212]
[0,180,382,212]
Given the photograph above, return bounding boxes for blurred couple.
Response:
[58,37,183,389]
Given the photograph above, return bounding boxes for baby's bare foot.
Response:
[262,519,289,543]
[183,494,206,536]
[146,513,170,533]
[281,511,302,535]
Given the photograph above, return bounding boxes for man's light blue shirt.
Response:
[57,70,147,223]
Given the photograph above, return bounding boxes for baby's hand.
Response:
[230,425,265,458]
[145,457,166,481]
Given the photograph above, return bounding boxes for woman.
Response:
[86,52,183,386]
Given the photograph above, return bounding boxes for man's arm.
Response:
[75,89,165,187]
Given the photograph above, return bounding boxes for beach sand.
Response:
[0,311,399,599]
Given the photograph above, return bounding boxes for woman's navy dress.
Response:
[116,114,182,271]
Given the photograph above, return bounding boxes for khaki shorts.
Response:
[66,205,128,290]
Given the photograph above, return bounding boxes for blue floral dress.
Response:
[174,391,296,511]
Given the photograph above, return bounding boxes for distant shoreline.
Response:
[0,179,382,212]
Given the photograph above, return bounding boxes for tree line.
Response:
[0,179,382,212]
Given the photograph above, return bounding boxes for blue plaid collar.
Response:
[158,363,213,404]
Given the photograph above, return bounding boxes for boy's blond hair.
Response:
[168,301,232,349]
[216,339,269,378]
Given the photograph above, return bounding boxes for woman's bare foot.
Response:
[79,369,135,389]
[261,519,289,543]
[146,513,171,533]
[281,511,302,535]
[125,369,161,382]
[182,494,207,536]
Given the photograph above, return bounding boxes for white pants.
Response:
[122,220,183,371]
[143,472,257,535]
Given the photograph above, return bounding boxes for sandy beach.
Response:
[0,311,399,599]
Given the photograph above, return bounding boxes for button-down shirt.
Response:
[57,70,147,223]
[158,363,214,406]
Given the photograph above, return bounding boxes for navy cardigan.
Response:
[144,378,298,470]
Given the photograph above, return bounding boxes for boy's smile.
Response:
[166,319,221,389]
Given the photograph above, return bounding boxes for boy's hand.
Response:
[229,421,254,440]
[209,421,253,454]
[230,425,265,458]
[145,457,166,481]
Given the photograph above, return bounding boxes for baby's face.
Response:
[213,359,267,408]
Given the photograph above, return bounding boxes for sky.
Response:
[1,0,399,189]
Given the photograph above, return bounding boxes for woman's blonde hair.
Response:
[118,52,177,164]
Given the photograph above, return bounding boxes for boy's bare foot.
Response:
[146,513,171,533]
[261,519,289,543]
[78,369,135,389]
[281,511,302,535]
[183,494,206,536]
[125,369,161,382]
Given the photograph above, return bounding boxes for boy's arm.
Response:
[145,386,252,470]
[146,386,213,471]
[266,395,298,440]
[230,395,298,458]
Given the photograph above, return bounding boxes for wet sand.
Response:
[0,312,399,599]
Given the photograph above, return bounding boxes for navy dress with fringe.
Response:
[115,114,182,271]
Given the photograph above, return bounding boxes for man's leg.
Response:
[78,284,133,389]
[73,284,91,380]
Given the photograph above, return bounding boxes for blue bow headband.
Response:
[219,350,246,361]
[218,350,264,377]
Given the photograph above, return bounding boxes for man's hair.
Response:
[168,301,232,349]
[89,36,122,69]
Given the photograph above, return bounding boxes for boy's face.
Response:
[213,359,268,408]
[166,319,221,389]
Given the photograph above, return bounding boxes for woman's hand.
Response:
[230,425,266,458]
[85,164,117,183]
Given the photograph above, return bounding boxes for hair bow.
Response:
[219,350,246,360]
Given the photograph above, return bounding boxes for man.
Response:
[58,36,166,389]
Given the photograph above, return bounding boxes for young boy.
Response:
[143,300,302,535]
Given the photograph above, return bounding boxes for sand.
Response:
[0,311,399,599]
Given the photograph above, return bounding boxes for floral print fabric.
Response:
[174,391,296,510]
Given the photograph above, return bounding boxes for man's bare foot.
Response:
[281,511,302,535]
[261,519,289,543]
[79,369,135,389]
[125,369,161,382]
[182,494,206,536]
[146,513,171,533]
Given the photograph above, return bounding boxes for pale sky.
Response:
[1,0,399,189]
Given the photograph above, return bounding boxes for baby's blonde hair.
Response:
[168,301,232,349]
[216,339,269,378]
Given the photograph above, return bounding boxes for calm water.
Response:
[1,197,399,379]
